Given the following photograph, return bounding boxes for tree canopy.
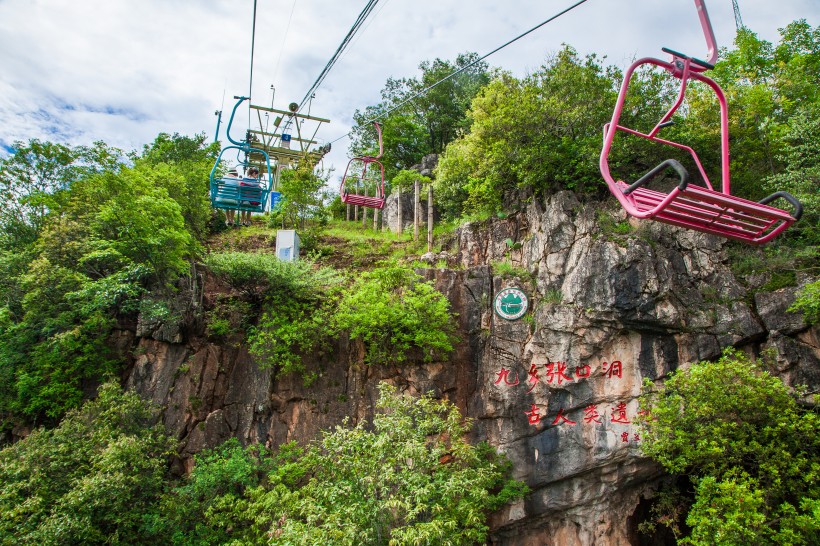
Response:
[638,350,820,544]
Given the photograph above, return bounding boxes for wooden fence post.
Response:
[414,179,420,242]
[396,186,403,236]
[427,183,433,252]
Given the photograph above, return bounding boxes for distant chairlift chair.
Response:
[599,0,802,244]
[210,96,273,214]
[340,122,386,210]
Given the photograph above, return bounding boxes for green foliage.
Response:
[145,438,272,545]
[491,260,532,282]
[276,165,330,229]
[0,134,206,429]
[351,53,491,181]
[0,139,124,250]
[157,384,526,545]
[204,251,339,298]
[0,381,175,545]
[391,169,432,192]
[335,264,458,365]
[134,133,219,242]
[596,210,633,238]
[204,253,343,377]
[264,384,527,545]
[249,290,340,379]
[638,349,820,544]
[435,47,621,217]
[763,103,820,250]
[790,280,820,324]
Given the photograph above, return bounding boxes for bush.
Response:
[335,264,458,365]
[790,280,820,324]
[204,252,340,298]
[0,381,175,545]
[152,384,527,545]
[638,349,820,544]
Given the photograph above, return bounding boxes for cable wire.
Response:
[297,0,381,111]
[273,0,299,86]
[328,0,591,146]
[248,0,259,129]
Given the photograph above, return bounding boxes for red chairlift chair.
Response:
[599,0,802,245]
[340,122,386,210]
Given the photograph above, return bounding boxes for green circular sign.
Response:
[494,288,529,320]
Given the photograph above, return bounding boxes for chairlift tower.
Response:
[731,0,744,30]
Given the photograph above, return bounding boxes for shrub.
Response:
[335,264,458,365]
[638,349,820,544]
[0,381,175,544]
[790,280,820,324]
[158,384,527,545]
[204,252,340,298]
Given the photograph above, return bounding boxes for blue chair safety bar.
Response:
[209,96,273,214]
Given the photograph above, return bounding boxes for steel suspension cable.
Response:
[272,0,299,86]
[248,0,259,129]
[297,0,381,111]
[328,0,590,146]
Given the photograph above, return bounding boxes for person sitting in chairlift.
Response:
[220,168,240,226]
[238,166,261,227]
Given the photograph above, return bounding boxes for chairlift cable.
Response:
[248,0,259,131]
[272,0,299,86]
[296,0,382,112]
[327,0,591,146]
[348,0,395,52]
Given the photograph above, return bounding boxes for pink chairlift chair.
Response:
[599,0,802,244]
[340,122,386,210]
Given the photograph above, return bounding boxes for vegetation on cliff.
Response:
[0,381,526,545]
[0,21,818,544]
[638,350,820,544]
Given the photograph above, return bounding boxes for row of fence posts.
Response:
[344,178,434,252]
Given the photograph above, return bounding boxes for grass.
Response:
[596,210,633,239]
[491,260,533,282]
[207,215,467,276]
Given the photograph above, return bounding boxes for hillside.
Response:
[122,191,819,543]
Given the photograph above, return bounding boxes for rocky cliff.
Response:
[124,191,819,545]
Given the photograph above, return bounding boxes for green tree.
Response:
[0,137,198,429]
[435,47,622,217]
[145,438,273,546]
[134,133,220,242]
[638,349,820,544]
[763,104,820,250]
[156,384,527,545]
[334,264,457,365]
[0,139,123,250]
[275,164,329,229]
[351,52,491,180]
[266,384,527,545]
[0,381,175,545]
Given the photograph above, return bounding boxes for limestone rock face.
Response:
[125,191,819,545]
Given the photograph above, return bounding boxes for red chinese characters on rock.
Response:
[610,402,631,424]
[524,404,542,425]
[492,359,636,437]
[494,367,519,386]
[583,404,602,424]
[603,360,623,379]
[526,363,540,393]
[545,362,572,384]
[551,407,577,426]
[493,358,623,391]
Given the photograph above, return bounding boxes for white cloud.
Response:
[1,0,818,176]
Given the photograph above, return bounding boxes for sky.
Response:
[1,0,819,182]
